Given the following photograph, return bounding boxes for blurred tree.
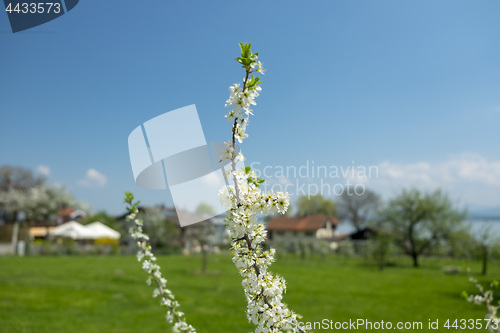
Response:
[0,165,45,192]
[337,188,380,232]
[84,211,123,235]
[0,166,77,254]
[436,225,473,260]
[0,167,74,224]
[470,223,500,276]
[370,217,393,270]
[193,203,219,271]
[0,166,45,225]
[23,185,75,226]
[296,194,336,217]
[0,189,25,223]
[195,202,216,217]
[378,189,466,267]
[0,189,26,251]
[185,220,215,273]
[139,206,180,250]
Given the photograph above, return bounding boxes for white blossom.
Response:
[466,271,500,333]
[125,196,196,333]
[220,51,306,332]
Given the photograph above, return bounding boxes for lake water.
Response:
[468,218,500,238]
[335,218,500,239]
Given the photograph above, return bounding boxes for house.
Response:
[56,207,87,224]
[266,215,341,251]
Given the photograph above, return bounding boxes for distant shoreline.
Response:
[467,216,500,222]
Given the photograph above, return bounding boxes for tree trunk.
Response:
[408,224,419,268]
[11,220,20,255]
[202,247,208,273]
[411,252,419,267]
[376,237,388,271]
[300,242,306,260]
[481,245,488,276]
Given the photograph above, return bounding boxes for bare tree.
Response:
[337,188,380,232]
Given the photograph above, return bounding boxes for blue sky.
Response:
[1,1,499,215]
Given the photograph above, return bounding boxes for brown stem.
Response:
[230,68,251,151]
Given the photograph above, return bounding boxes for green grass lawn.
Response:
[0,254,498,332]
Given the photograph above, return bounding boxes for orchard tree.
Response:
[0,166,77,254]
[0,165,46,223]
[337,187,380,232]
[470,224,500,276]
[0,189,25,223]
[139,206,179,250]
[0,166,67,223]
[0,165,44,192]
[296,194,336,217]
[378,188,466,267]
[23,184,75,226]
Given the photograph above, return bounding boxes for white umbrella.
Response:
[85,222,121,239]
[50,221,96,240]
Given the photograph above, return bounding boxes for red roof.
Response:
[266,215,340,231]
[57,207,75,216]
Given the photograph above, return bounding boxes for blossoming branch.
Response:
[463,270,500,333]
[125,192,196,333]
[219,43,306,333]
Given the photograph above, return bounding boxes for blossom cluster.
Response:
[219,43,305,333]
[464,271,500,333]
[125,192,196,333]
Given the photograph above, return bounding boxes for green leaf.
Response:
[461,291,468,299]
[247,74,263,88]
[239,42,252,58]
[235,42,259,69]
[245,166,251,174]
[249,52,258,63]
